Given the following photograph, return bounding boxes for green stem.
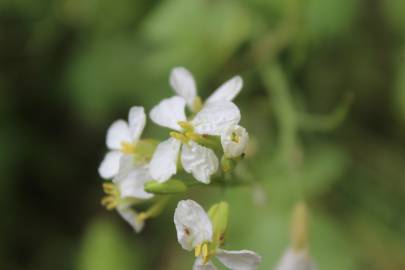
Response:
[261,64,298,162]
[298,93,354,132]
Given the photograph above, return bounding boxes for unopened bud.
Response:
[144,179,187,194]
[291,201,309,251]
[208,201,229,248]
[221,125,249,158]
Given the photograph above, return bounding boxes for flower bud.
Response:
[221,125,249,158]
[208,201,229,248]
[291,202,308,251]
[144,179,187,194]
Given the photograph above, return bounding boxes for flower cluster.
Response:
[98,67,260,269]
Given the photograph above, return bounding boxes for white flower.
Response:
[149,96,240,183]
[115,204,145,233]
[102,155,154,233]
[170,67,243,111]
[148,67,245,183]
[113,155,154,200]
[275,248,316,270]
[174,200,213,250]
[221,125,249,158]
[98,106,147,179]
[174,200,261,270]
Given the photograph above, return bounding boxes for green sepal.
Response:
[144,179,187,194]
[221,155,237,173]
[208,201,229,249]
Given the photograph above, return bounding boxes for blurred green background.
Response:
[1,0,405,269]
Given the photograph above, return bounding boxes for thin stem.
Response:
[298,92,354,132]
[261,64,298,162]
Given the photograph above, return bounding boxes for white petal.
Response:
[128,106,146,142]
[98,151,122,179]
[221,125,249,158]
[181,142,218,184]
[192,101,241,136]
[116,205,144,233]
[206,76,243,104]
[216,249,262,270]
[193,258,218,270]
[106,120,132,150]
[149,96,187,131]
[113,155,153,200]
[149,138,181,182]
[170,67,197,108]
[275,249,316,270]
[174,200,213,251]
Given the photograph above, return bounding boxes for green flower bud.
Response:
[144,179,187,194]
[291,201,309,251]
[208,201,229,248]
[221,155,237,173]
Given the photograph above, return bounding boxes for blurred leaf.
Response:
[306,0,358,40]
[222,188,357,269]
[142,0,252,77]
[349,212,405,269]
[60,0,144,32]
[310,213,357,270]
[65,37,162,122]
[300,143,348,197]
[251,143,347,207]
[0,0,48,17]
[237,0,286,26]
[77,217,143,270]
[382,0,405,39]
[394,50,405,122]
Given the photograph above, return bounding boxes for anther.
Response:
[137,212,149,222]
[231,132,240,143]
[177,121,193,131]
[202,243,209,264]
[185,131,199,141]
[121,142,135,154]
[102,183,115,193]
[101,196,117,210]
[195,244,202,257]
[170,131,188,142]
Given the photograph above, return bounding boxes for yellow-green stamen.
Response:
[202,243,210,264]
[195,244,202,257]
[192,97,203,113]
[178,121,194,131]
[136,197,170,223]
[101,183,120,210]
[121,142,135,154]
[231,132,240,143]
[170,131,189,143]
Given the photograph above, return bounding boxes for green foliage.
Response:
[394,50,405,121]
[305,0,358,40]
[77,218,143,270]
[383,0,405,39]
[142,0,252,76]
